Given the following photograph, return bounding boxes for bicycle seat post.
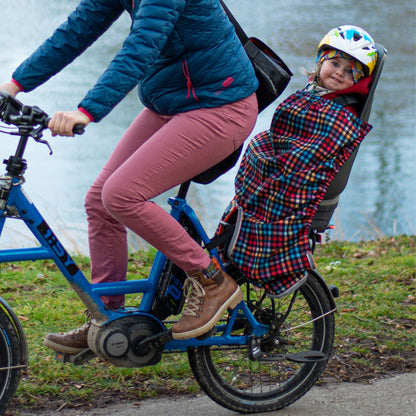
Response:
[177,181,190,199]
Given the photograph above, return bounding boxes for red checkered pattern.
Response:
[221,90,371,295]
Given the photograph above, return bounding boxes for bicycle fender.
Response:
[0,296,28,367]
[306,269,337,311]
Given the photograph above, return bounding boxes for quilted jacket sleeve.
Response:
[79,0,186,121]
[12,0,124,94]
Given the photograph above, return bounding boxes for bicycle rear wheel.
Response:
[188,272,335,413]
[0,306,25,415]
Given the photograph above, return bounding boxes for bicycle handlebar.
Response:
[0,91,85,136]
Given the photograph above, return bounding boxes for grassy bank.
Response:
[0,235,415,412]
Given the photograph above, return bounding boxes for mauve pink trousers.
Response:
[84,94,257,308]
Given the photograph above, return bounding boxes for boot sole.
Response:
[172,286,244,340]
[43,338,86,355]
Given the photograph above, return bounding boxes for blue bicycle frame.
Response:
[0,175,268,353]
[0,90,342,414]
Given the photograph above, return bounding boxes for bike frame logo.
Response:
[166,272,184,305]
[37,221,79,276]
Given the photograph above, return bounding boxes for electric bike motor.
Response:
[87,314,165,368]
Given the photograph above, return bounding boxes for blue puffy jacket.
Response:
[12,0,258,122]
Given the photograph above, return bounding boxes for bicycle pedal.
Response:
[285,351,327,363]
[255,350,327,363]
[55,348,96,366]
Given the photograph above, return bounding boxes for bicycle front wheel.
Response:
[188,272,335,413]
[0,305,25,416]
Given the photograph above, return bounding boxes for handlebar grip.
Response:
[73,124,85,135]
[45,117,85,135]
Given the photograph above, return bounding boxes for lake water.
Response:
[1,0,415,254]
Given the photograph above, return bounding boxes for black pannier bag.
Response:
[244,37,292,112]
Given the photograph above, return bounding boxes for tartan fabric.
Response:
[221,90,372,295]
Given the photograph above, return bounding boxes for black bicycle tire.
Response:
[188,273,335,413]
[0,308,23,416]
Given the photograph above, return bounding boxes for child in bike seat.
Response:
[219,25,378,298]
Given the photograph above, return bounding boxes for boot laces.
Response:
[67,310,91,335]
[182,276,205,317]
[67,323,89,336]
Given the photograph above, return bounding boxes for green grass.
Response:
[0,235,415,411]
[313,235,416,381]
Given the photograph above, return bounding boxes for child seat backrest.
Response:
[310,44,387,232]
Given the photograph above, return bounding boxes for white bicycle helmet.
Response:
[317,25,377,76]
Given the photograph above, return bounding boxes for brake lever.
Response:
[35,137,53,155]
[29,123,53,155]
[37,122,85,155]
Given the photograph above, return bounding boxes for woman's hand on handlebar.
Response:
[0,82,21,97]
[48,110,90,137]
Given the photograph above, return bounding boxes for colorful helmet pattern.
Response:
[317,25,377,77]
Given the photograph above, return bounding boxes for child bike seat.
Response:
[311,44,387,232]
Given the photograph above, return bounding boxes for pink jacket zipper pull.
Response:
[182,61,199,101]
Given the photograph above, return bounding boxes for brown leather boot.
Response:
[171,258,243,340]
[43,311,91,354]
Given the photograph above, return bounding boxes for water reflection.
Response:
[0,0,415,254]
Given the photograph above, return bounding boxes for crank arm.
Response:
[136,329,173,352]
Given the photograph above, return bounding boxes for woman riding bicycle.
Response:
[0,0,258,351]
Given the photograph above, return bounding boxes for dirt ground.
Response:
[12,372,416,416]
[6,348,416,416]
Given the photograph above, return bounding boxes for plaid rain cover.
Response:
[222,90,372,294]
